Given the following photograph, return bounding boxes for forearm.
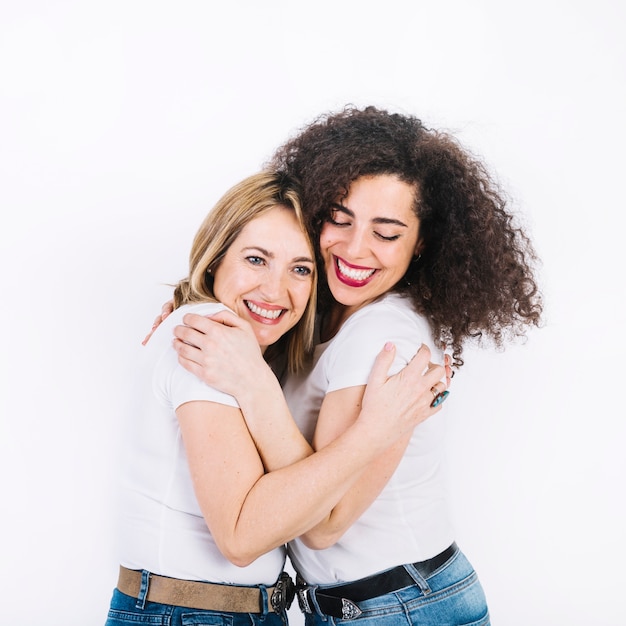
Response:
[235,365,314,470]
[299,434,411,549]
[222,417,400,565]
[182,400,384,568]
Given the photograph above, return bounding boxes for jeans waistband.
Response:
[297,543,458,620]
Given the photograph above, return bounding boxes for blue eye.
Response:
[294,266,312,276]
[246,256,265,265]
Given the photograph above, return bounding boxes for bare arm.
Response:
[174,309,314,470]
[178,342,435,566]
[173,311,447,548]
[300,386,410,549]
[173,311,445,466]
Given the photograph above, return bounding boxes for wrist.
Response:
[342,416,396,458]
[235,364,281,414]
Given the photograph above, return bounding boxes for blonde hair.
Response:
[173,170,317,372]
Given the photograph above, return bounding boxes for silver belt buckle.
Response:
[341,598,363,620]
[271,572,295,613]
[296,586,313,614]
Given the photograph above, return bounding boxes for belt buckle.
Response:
[296,585,312,614]
[340,598,363,620]
[271,572,295,613]
[296,584,363,620]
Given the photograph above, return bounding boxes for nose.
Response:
[259,267,288,301]
[344,226,369,259]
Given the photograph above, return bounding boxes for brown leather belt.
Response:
[117,566,279,613]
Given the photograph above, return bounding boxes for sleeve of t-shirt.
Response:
[168,352,240,411]
[324,300,431,394]
[152,302,241,411]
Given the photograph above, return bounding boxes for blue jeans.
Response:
[303,547,489,626]
[105,588,286,626]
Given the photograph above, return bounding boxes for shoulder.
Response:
[338,293,430,343]
[323,294,436,388]
[151,301,239,409]
[177,301,230,319]
[151,302,229,340]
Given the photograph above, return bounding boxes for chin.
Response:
[255,330,280,348]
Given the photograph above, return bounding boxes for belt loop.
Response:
[135,569,151,610]
[259,584,269,616]
[307,586,328,619]
[402,563,431,595]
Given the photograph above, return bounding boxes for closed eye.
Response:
[328,205,352,227]
[375,232,401,241]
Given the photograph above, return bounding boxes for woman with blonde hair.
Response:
[107,169,448,626]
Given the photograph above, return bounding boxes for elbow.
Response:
[299,528,343,551]
[217,541,261,568]
[221,547,258,568]
[228,553,257,568]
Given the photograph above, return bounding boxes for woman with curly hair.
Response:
[171,106,543,625]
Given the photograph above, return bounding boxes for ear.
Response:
[414,238,424,257]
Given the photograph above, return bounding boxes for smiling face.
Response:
[212,205,315,350]
[320,174,421,320]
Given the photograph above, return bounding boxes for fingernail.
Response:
[384,341,394,351]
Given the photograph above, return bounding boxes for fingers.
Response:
[174,347,207,379]
[142,302,173,346]
[444,354,453,387]
[429,381,447,396]
[141,327,156,346]
[141,314,163,346]
[366,342,397,386]
[173,323,205,349]
[410,343,432,370]
[408,345,449,410]
[180,312,216,334]
[180,310,247,333]
[172,337,204,365]
[428,381,449,408]
[205,310,249,330]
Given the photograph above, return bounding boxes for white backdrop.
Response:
[1,1,624,624]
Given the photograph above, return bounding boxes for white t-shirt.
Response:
[283,293,454,584]
[116,302,286,585]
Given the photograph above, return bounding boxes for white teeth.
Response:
[246,301,284,319]
[337,258,376,282]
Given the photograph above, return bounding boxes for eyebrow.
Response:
[331,203,409,228]
[241,246,314,263]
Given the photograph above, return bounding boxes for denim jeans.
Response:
[303,547,490,626]
[105,588,286,626]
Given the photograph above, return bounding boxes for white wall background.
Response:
[1,1,624,624]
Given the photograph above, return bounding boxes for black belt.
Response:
[297,543,457,620]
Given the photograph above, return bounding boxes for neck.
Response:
[320,303,358,342]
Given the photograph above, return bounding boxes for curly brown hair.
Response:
[268,106,543,366]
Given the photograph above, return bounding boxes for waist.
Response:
[297,543,458,619]
[116,566,295,614]
[118,510,287,586]
[289,515,455,584]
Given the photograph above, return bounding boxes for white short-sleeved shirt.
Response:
[283,293,454,584]
[116,302,286,585]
